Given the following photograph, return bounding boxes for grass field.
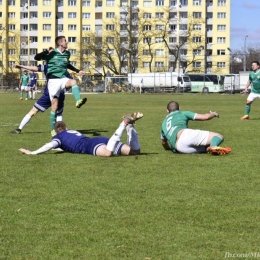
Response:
[1,92,260,260]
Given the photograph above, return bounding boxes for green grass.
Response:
[1,92,260,259]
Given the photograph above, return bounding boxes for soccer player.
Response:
[240,61,260,120]
[28,71,37,99]
[160,101,231,155]
[19,112,143,156]
[34,36,87,112]
[10,63,75,135]
[19,70,30,100]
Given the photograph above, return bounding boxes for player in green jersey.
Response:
[34,36,87,136]
[160,101,231,155]
[241,61,260,120]
[19,70,30,100]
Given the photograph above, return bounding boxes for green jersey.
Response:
[161,110,196,152]
[249,70,260,94]
[39,48,71,78]
[20,75,30,86]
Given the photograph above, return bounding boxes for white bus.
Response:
[185,74,225,93]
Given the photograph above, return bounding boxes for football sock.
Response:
[50,110,57,131]
[71,84,81,101]
[32,90,35,99]
[210,136,223,147]
[26,92,28,99]
[20,93,23,98]
[245,105,250,115]
[106,122,126,152]
[18,114,31,130]
[56,114,63,122]
[126,124,140,150]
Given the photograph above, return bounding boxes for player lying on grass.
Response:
[160,101,231,155]
[10,63,85,136]
[19,112,143,157]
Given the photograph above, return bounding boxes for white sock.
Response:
[126,124,140,150]
[32,90,35,99]
[29,92,32,99]
[106,122,126,152]
[19,114,31,130]
[56,114,63,122]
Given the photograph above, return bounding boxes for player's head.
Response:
[55,36,68,49]
[167,101,179,113]
[23,70,27,74]
[251,61,260,72]
[54,121,67,134]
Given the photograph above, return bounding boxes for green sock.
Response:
[20,93,23,98]
[72,85,81,101]
[50,110,57,131]
[210,136,223,147]
[26,93,28,99]
[245,105,250,115]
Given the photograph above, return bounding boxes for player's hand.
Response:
[241,89,249,94]
[19,148,32,155]
[48,47,54,53]
[78,70,86,76]
[210,111,219,118]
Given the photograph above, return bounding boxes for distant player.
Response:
[19,112,143,156]
[10,63,74,135]
[160,101,231,155]
[28,71,37,99]
[240,61,260,120]
[19,70,30,100]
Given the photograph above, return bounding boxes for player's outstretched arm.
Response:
[13,64,38,72]
[19,142,54,155]
[195,111,219,121]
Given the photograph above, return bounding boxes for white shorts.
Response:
[176,129,209,154]
[48,78,70,101]
[247,92,260,102]
[21,85,28,91]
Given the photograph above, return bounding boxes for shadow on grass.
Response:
[76,129,108,136]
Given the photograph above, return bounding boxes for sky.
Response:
[231,1,260,51]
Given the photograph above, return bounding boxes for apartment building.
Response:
[0,0,230,78]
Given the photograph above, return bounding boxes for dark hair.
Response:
[55,36,65,47]
[54,121,67,133]
[252,61,260,66]
[167,101,179,112]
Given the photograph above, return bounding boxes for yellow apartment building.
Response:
[0,0,230,79]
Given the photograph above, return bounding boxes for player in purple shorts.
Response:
[28,71,37,100]
[19,112,144,157]
[10,63,73,134]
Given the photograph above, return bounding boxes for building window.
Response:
[68,49,77,55]
[180,12,187,18]
[155,61,164,68]
[193,24,202,30]
[43,12,51,18]
[106,0,115,6]
[8,24,15,30]
[8,12,15,18]
[0,12,2,17]
[82,13,91,19]
[43,24,51,30]
[156,0,164,6]
[8,61,16,67]
[143,25,152,31]
[106,24,115,30]
[217,25,226,31]
[30,49,38,55]
[193,0,201,5]
[83,62,90,68]
[68,0,76,5]
[180,0,188,5]
[218,0,226,6]
[169,25,176,31]
[155,25,164,30]
[143,37,151,44]
[193,37,201,43]
[30,24,37,31]
[82,25,91,31]
[71,61,77,66]
[169,37,177,43]
[217,49,226,55]
[68,37,76,42]
[193,12,201,18]
[20,49,28,55]
[217,12,226,18]
[143,50,151,55]
[143,13,152,19]
[96,1,102,6]
[68,12,77,18]
[170,0,176,6]
[8,49,16,55]
[30,37,38,42]
[155,37,164,43]
[58,24,63,31]
[180,37,187,43]
[143,62,151,68]
[68,25,77,30]
[193,62,201,68]
[217,62,225,68]
[143,1,152,6]
[180,49,187,55]
[131,1,138,6]
[120,24,127,30]
[193,49,202,55]
[155,49,164,56]
[8,0,15,5]
[82,50,91,56]
[155,12,164,18]
[82,37,90,43]
[217,37,226,43]
[43,37,51,42]
[207,25,213,31]
[179,24,187,30]
[43,0,51,5]
[8,36,16,42]
[21,24,29,31]
[105,37,114,43]
[30,12,38,18]
[95,25,102,31]
[106,12,115,18]
[83,0,91,6]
